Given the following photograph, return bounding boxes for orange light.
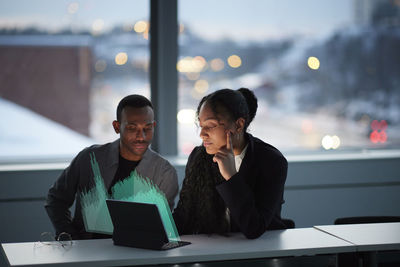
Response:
[115,52,128,65]
[227,55,242,68]
[307,56,320,70]
[134,20,148,33]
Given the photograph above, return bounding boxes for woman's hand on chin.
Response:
[213,132,237,180]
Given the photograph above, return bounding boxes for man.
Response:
[45,95,178,239]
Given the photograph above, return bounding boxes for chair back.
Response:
[334,216,400,225]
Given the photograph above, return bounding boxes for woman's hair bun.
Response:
[238,88,258,124]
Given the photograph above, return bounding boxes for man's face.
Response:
[113,106,155,161]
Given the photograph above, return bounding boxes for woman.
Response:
[173,88,288,239]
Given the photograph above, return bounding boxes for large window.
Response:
[0,0,149,161]
[178,0,400,155]
[1,0,399,161]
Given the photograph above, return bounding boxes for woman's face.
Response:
[198,102,235,155]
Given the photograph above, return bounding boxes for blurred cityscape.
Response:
[0,0,399,159]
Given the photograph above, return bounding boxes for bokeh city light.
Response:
[115,52,128,65]
[227,55,242,68]
[307,56,320,70]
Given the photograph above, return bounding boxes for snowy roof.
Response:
[0,35,92,47]
[0,98,95,163]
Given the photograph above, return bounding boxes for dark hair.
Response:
[116,94,153,121]
[196,88,258,131]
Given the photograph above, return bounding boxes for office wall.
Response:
[0,156,399,243]
[283,157,400,227]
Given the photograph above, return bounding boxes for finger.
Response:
[213,152,225,160]
[226,132,230,150]
[215,149,228,157]
[226,131,233,151]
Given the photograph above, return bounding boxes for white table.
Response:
[1,227,355,267]
[314,222,400,267]
[314,222,400,251]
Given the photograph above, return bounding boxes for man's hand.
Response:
[213,132,237,180]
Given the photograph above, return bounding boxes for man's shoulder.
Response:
[74,140,119,160]
[143,147,174,168]
[137,148,178,184]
